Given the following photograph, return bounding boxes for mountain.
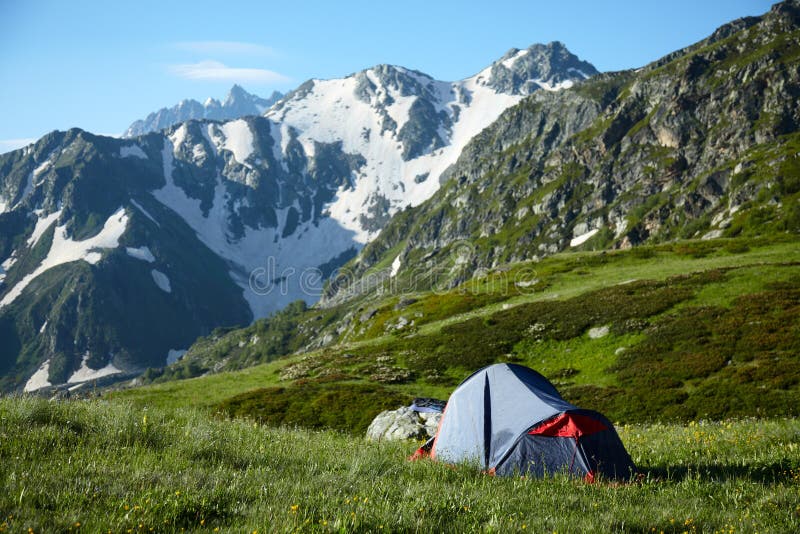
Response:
[264,41,597,242]
[323,0,800,304]
[0,44,594,393]
[123,85,284,137]
[132,2,800,428]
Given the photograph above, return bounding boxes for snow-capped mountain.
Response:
[0,42,596,393]
[123,85,283,137]
[266,42,598,242]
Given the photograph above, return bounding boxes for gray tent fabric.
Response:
[429,363,636,480]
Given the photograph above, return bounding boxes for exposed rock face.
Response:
[366,406,442,441]
[324,1,800,304]
[485,41,598,95]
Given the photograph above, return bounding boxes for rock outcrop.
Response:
[366,406,442,441]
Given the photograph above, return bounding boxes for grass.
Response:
[1,397,798,532]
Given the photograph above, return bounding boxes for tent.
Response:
[417,363,636,481]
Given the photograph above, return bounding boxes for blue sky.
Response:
[0,0,775,152]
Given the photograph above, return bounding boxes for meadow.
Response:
[1,397,798,532]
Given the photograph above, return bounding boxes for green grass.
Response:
[109,358,291,410]
[1,397,798,533]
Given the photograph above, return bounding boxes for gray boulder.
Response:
[366,406,442,441]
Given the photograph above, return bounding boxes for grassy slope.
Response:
[111,237,800,430]
[1,398,798,533]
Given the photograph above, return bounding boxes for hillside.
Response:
[114,236,800,432]
[2,397,798,532]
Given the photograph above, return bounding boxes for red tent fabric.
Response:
[528,412,608,438]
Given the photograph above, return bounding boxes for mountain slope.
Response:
[123,85,283,137]
[323,1,800,304]
[0,44,594,393]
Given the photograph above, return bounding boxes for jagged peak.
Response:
[224,83,251,105]
[469,41,598,95]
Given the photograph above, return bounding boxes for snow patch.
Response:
[24,360,51,392]
[0,252,12,283]
[220,119,254,165]
[0,197,7,214]
[169,124,189,154]
[120,144,148,159]
[568,68,591,79]
[27,210,62,248]
[126,246,155,263]
[67,353,122,383]
[33,159,52,178]
[535,79,575,92]
[151,269,172,293]
[1,254,16,281]
[570,228,599,247]
[501,49,529,69]
[0,208,129,309]
[39,320,47,333]
[166,349,187,365]
[390,255,402,277]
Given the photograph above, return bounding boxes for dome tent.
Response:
[421,363,636,480]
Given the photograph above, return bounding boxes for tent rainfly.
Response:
[415,363,636,481]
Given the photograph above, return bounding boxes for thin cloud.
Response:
[168,60,291,84]
[0,138,36,154]
[174,41,277,57]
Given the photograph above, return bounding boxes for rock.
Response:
[368,366,413,384]
[360,309,378,323]
[366,406,437,441]
[702,229,724,240]
[394,297,418,310]
[419,412,443,437]
[588,325,610,339]
[385,316,411,331]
